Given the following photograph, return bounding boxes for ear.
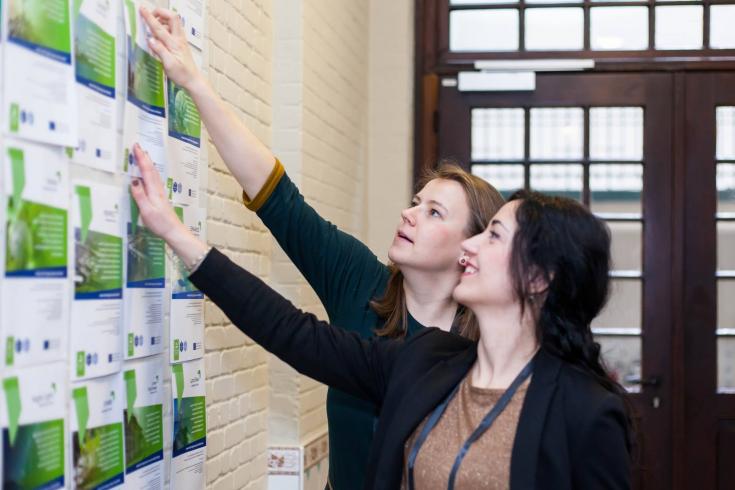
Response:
[528,267,552,296]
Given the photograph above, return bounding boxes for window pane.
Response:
[593,279,642,329]
[589,107,644,161]
[471,164,525,199]
[590,7,648,51]
[590,164,643,216]
[450,9,520,52]
[717,107,735,160]
[525,8,584,51]
[529,164,583,200]
[718,334,735,392]
[719,280,735,329]
[655,6,703,50]
[719,222,735,271]
[711,6,735,49]
[595,334,642,393]
[609,222,642,272]
[471,108,525,161]
[530,108,584,160]
[718,164,735,214]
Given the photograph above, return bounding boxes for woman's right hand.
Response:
[140,6,201,92]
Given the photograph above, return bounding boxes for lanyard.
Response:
[407,355,536,490]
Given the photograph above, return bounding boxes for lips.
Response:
[462,263,478,276]
[397,230,414,244]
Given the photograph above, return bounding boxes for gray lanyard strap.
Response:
[407,356,536,490]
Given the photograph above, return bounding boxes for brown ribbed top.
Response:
[401,374,531,490]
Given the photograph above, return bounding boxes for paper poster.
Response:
[1,362,67,489]
[170,205,205,364]
[166,50,201,207]
[1,140,69,368]
[124,190,165,360]
[123,355,164,490]
[122,0,167,182]
[169,0,203,49]
[170,359,206,488]
[72,0,120,172]
[70,373,125,490]
[2,0,78,146]
[70,180,124,381]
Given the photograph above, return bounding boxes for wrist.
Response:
[185,72,209,98]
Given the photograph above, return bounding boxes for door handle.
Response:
[623,375,661,388]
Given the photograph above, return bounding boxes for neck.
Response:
[471,306,539,389]
[401,268,460,332]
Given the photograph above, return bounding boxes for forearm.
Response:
[187,75,275,198]
[164,221,210,271]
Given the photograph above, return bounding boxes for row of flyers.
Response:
[0,138,206,373]
[1,355,207,489]
[0,0,203,207]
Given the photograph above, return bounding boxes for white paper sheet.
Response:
[1,139,70,368]
[72,0,120,173]
[123,355,165,490]
[170,358,206,489]
[2,0,78,146]
[70,180,124,381]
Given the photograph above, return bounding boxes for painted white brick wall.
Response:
[204,1,274,489]
[199,0,413,487]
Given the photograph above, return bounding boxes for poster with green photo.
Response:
[123,355,164,489]
[170,359,206,488]
[70,373,125,489]
[1,363,67,489]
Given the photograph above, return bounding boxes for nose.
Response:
[460,232,482,256]
[401,206,417,226]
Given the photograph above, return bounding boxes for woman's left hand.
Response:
[129,143,185,243]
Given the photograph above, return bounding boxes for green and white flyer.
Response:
[1,139,69,368]
[2,0,78,146]
[72,0,119,173]
[1,362,67,489]
[70,373,125,489]
[124,190,165,360]
[123,355,164,489]
[71,180,124,381]
[170,205,205,364]
[166,50,202,207]
[122,0,168,182]
[170,359,206,489]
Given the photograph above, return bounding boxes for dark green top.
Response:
[256,172,425,489]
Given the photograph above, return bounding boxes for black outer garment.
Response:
[190,248,632,490]
[254,172,425,490]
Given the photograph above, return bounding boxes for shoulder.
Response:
[400,327,475,358]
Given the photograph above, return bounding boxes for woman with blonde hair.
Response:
[140,7,504,488]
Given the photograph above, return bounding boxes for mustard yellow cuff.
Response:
[242,158,285,212]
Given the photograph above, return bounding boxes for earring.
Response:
[459,255,468,267]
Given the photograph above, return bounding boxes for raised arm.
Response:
[140,6,274,200]
[129,144,399,402]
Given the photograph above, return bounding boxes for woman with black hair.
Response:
[130,145,631,489]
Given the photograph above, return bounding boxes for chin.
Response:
[452,282,473,306]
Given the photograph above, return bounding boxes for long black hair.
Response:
[507,190,635,452]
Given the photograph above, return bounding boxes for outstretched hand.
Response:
[140,6,200,91]
[129,144,184,243]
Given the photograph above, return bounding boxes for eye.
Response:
[489,230,500,240]
[430,208,441,218]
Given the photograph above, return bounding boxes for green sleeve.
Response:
[256,173,389,323]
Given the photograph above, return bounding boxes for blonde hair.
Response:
[370,162,505,341]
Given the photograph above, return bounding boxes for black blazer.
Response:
[191,249,631,489]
